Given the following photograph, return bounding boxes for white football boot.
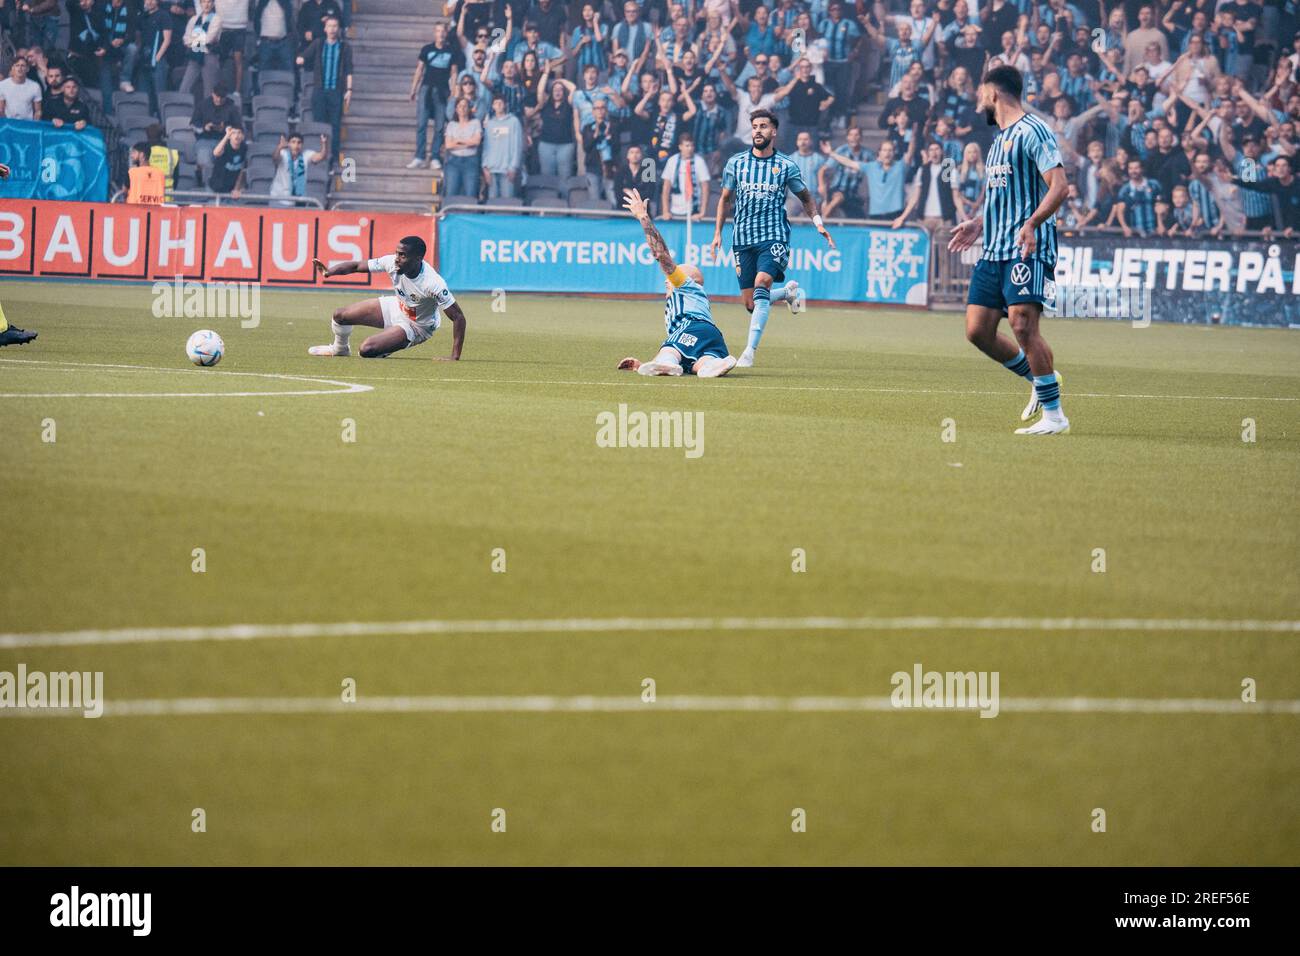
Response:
[694,355,738,378]
[784,280,806,314]
[1015,414,1070,435]
[308,343,350,356]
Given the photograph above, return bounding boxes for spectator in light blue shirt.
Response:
[790,130,829,203]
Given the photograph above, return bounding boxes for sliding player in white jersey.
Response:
[616,188,737,379]
[308,235,467,359]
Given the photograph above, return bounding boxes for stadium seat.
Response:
[484,197,523,208]
[524,186,563,203]
[306,161,330,183]
[568,197,611,211]
[525,174,563,192]
[158,91,195,119]
[527,195,570,209]
[296,121,332,141]
[248,139,279,161]
[563,175,589,192]
[116,110,154,137]
[567,187,592,205]
[246,176,275,196]
[254,107,289,134]
[253,94,291,114]
[260,70,294,88]
[164,115,193,138]
[439,194,480,208]
[259,81,294,104]
[115,91,153,115]
[248,157,276,183]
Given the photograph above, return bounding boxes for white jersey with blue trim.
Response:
[722,149,807,248]
[981,113,1063,266]
[664,271,714,336]
[365,254,455,322]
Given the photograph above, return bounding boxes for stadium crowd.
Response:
[0,1,1297,233]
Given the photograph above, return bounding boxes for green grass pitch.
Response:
[1,278,1297,865]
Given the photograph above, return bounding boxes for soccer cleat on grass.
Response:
[695,355,737,378]
[785,280,806,314]
[308,343,350,356]
[0,326,37,347]
[1015,414,1070,435]
[617,356,641,371]
[636,359,683,376]
[1021,370,1062,421]
[736,349,755,368]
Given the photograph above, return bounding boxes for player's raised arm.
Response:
[312,258,366,278]
[623,188,677,276]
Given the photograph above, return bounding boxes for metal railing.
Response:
[108,188,324,209]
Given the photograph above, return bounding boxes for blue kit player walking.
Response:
[710,108,835,368]
[617,188,738,379]
[949,65,1071,435]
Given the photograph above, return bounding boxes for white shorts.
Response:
[379,295,440,346]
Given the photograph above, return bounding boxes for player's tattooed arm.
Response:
[623,188,677,275]
[437,302,467,361]
[795,187,836,248]
[312,258,364,278]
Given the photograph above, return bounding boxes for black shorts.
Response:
[220,28,248,58]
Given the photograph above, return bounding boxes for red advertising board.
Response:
[0,200,435,288]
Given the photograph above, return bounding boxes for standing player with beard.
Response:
[949,66,1071,435]
[709,108,835,368]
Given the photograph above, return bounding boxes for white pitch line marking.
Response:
[1,615,1297,649]
[333,373,1300,403]
[0,358,372,398]
[1,694,1296,718]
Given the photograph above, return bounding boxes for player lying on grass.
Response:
[616,188,738,379]
[948,65,1070,436]
[0,163,37,348]
[308,235,467,359]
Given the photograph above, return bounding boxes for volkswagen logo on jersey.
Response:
[770,242,788,262]
[1010,262,1032,286]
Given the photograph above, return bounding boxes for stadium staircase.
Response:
[331,0,441,211]
[333,1,884,212]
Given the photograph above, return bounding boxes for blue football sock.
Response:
[1032,373,1062,412]
[1003,348,1033,380]
[747,287,772,352]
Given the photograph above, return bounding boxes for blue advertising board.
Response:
[439,213,929,306]
[0,118,110,203]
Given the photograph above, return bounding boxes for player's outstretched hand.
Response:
[0,163,9,180]
[817,222,836,249]
[948,218,980,253]
[311,257,328,277]
[622,187,649,220]
[617,357,641,371]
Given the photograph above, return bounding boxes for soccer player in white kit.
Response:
[308,235,467,359]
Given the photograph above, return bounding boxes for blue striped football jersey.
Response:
[981,113,1063,266]
[722,150,807,248]
[664,269,714,336]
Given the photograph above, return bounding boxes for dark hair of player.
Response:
[399,235,427,259]
[982,65,1023,101]
[750,108,779,129]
